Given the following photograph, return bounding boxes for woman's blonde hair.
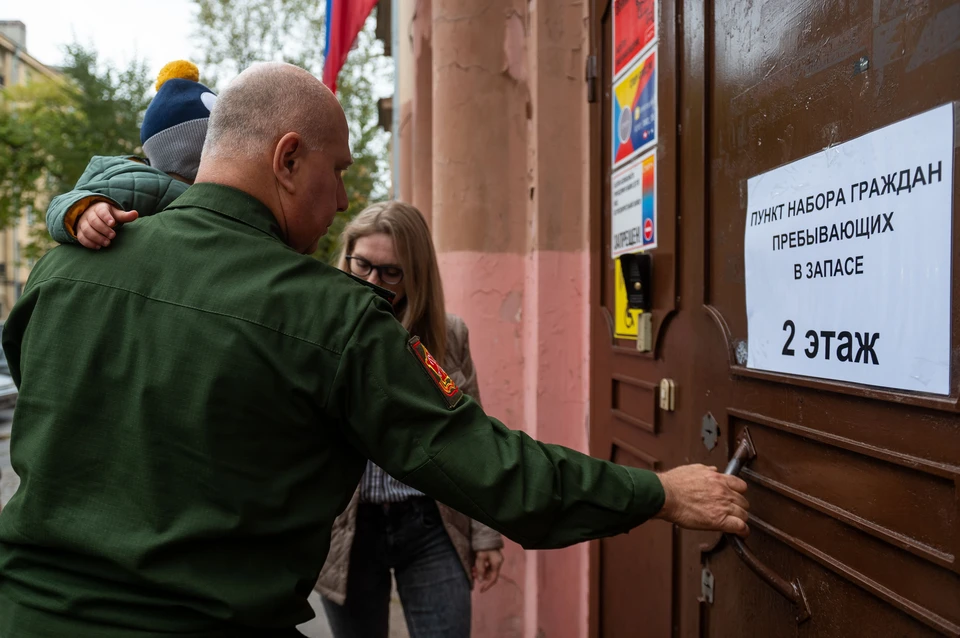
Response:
[337,201,447,363]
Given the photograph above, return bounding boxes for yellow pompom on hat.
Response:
[155,60,200,91]
[141,60,217,181]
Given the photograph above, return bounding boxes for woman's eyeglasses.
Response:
[345,256,404,285]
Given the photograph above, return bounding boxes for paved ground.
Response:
[0,410,409,638]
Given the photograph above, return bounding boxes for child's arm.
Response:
[47,191,137,249]
[46,155,120,245]
[45,156,188,249]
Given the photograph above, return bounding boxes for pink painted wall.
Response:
[439,252,527,636]
[439,251,591,638]
[422,0,594,634]
[522,252,591,638]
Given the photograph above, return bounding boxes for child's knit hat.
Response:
[140,61,217,182]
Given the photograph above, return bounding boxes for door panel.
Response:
[704,528,947,638]
[706,0,960,409]
[732,412,956,554]
[600,446,674,638]
[699,0,960,634]
[599,0,679,355]
[590,0,960,635]
[590,0,681,633]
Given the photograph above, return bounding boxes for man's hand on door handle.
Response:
[653,465,750,537]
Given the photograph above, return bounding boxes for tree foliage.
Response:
[0,45,150,260]
[192,0,392,263]
[0,5,390,266]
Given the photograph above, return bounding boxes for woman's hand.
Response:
[472,550,504,593]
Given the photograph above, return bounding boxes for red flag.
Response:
[322,0,379,94]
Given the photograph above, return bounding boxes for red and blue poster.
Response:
[613,0,658,78]
[612,49,657,169]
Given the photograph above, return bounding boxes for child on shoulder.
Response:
[46,60,217,250]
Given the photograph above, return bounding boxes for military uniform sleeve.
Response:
[455,319,482,406]
[327,298,665,550]
[1,271,40,388]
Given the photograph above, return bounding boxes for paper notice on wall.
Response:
[612,149,657,258]
[613,0,657,79]
[744,104,955,395]
[612,49,656,169]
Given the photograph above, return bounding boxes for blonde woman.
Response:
[315,201,504,638]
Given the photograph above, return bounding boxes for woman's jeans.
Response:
[321,497,471,638]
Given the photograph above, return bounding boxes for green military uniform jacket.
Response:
[0,184,665,637]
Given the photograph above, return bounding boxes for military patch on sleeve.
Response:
[407,336,463,409]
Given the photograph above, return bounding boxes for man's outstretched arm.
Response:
[328,297,748,549]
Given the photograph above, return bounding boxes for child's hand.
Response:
[75,203,139,250]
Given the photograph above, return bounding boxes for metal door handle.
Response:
[723,427,812,623]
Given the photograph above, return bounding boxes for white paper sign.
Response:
[745,104,954,395]
[611,150,657,258]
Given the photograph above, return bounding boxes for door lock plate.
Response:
[701,412,719,451]
[659,378,676,411]
[636,313,652,352]
[700,567,715,604]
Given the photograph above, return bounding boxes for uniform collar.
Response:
[166,183,396,306]
[166,183,285,242]
[343,272,397,305]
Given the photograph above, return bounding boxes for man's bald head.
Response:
[195,62,352,255]
[202,62,344,161]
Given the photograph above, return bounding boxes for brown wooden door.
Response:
[589,0,681,636]
[589,0,960,637]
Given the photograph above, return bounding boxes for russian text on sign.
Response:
[744,105,953,394]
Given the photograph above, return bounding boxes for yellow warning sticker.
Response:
[614,257,643,340]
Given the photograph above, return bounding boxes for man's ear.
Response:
[272,132,305,194]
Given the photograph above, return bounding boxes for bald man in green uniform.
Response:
[0,63,749,637]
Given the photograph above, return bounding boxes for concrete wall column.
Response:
[524,2,593,637]
[432,1,593,636]
[395,0,416,202]
[432,0,529,636]
[410,0,434,224]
